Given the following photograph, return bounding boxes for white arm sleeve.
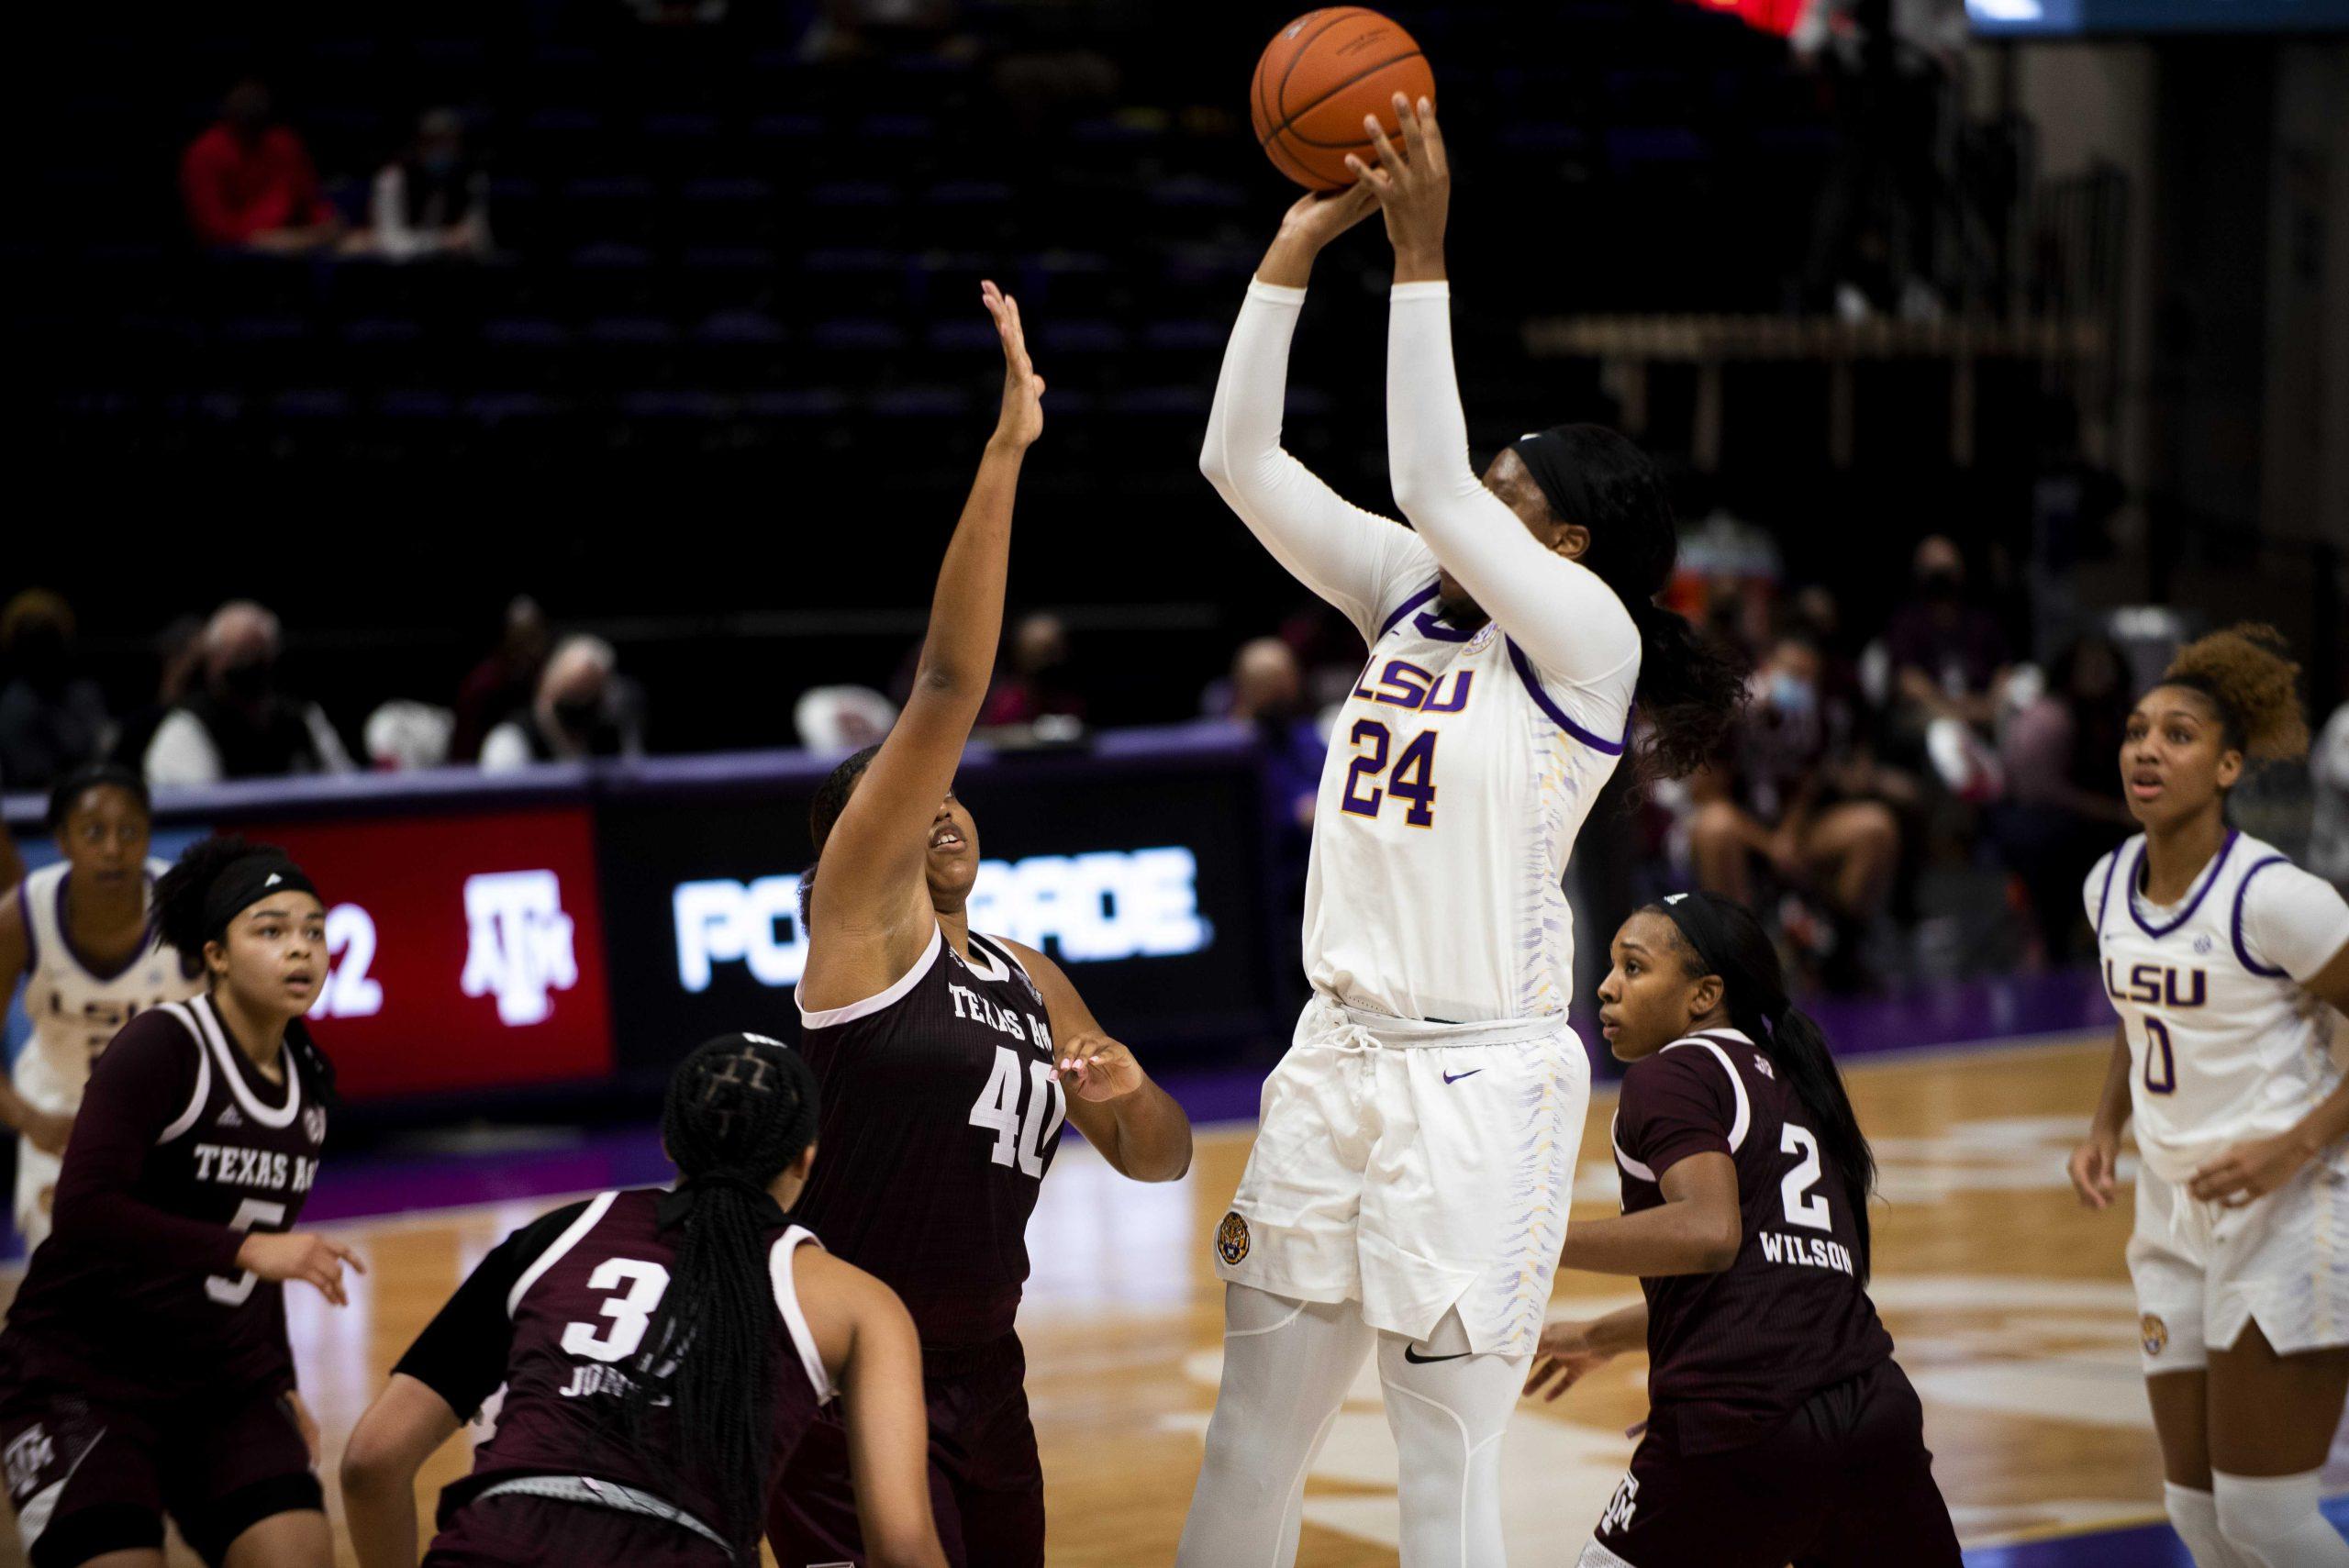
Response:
[1386,282,1642,692]
[143,710,222,787]
[2240,859,2349,984]
[1200,280,1433,641]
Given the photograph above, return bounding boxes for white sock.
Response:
[2166,1482,2251,1568]
[1376,1314,1526,1568]
[1174,1285,1375,1568]
[2213,1469,2349,1567]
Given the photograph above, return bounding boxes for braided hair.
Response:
[1647,891,1877,1280]
[617,1033,820,1561]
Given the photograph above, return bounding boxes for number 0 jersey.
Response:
[1307,570,1636,1025]
[793,927,1066,1345]
[2087,830,2349,1185]
[15,859,197,1109]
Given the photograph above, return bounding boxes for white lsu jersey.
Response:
[17,858,197,1109]
[1306,567,1637,1024]
[2087,829,2349,1184]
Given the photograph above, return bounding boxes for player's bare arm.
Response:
[801,282,1043,1010]
[1003,938,1193,1182]
[2187,939,2349,1207]
[0,893,72,1153]
[1556,1151,1742,1276]
[339,1372,465,1568]
[800,1248,952,1568]
[1523,1301,1648,1403]
[2067,1021,2132,1211]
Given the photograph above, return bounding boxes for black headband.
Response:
[201,852,318,944]
[1653,892,1784,1036]
[1508,426,1592,536]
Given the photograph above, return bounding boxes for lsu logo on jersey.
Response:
[1352,659,1474,715]
[2103,961,2208,1009]
[1216,1210,1251,1265]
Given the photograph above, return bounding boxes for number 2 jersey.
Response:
[394,1187,833,1534]
[793,927,1065,1346]
[2087,829,2349,1185]
[1,996,328,1404]
[1610,1029,1891,1455]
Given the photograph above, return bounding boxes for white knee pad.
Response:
[2213,1470,2349,1567]
[1376,1324,1526,1568]
[2165,1482,2249,1568]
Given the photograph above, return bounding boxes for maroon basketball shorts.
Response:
[0,1346,319,1568]
[1581,1358,1962,1568]
[425,1493,733,1568]
[769,1330,1044,1568]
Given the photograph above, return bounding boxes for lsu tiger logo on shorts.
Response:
[2142,1314,2169,1357]
[1216,1210,1250,1265]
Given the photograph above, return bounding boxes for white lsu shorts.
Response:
[1212,995,1590,1360]
[2130,1153,2349,1373]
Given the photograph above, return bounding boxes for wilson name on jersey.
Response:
[1307,580,1632,1025]
[794,927,1065,1344]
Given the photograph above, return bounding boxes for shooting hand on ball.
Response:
[1349,94,1450,284]
[1258,183,1379,289]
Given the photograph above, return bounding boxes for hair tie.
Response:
[656,1167,785,1230]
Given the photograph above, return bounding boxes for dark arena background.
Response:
[4,0,2348,1562]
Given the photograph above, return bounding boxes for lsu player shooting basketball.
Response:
[1179,95,1744,1567]
[765,283,1193,1568]
[0,764,199,1251]
[2068,626,2349,1567]
[1527,891,1960,1568]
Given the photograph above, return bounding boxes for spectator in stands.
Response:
[451,596,551,763]
[2310,694,2349,895]
[0,591,111,791]
[145,601,354,785]
[1227,638,1324,840]
[179,78,343,255]
[1887,535,2013,734]
[480,635,642,771]
[1989,632,2135,962]
[1687,632,1902,986]
[980,611,1085,728]
[364,108,492,263]
[108,617,204,777]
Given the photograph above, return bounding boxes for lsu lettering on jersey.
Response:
[17,860,194,1108]
[2087,829,2349,1184]
[1308,562,1638,1024]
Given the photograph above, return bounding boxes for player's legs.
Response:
[1798,800,1898,921]
[2128,1162,2241,1563]
[1174,1284,1375,1568]
[2146,1373,2249,1568]
[769,1398,967,1568]
[939,1337,1043,1568]
[0,1373,167,1568]
[1687,799,1758,905]
[423,1495,734,1567]
[216,1510,329,1568]
[2207,1322,2349,1566]
[158,1386,321,1568]
[1575,1427,1819,1568]
[1374,1312,1522,1568]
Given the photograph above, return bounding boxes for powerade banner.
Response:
[594,745,1280,1078]
[1968,0,2349,30]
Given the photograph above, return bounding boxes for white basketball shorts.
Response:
[2130,1153,2349,1373]
[1212,995,1590,1359]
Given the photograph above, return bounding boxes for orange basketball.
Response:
[1250,8,1435,193]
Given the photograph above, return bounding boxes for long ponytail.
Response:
[617,1034,819,1562]
[1649,891,1876,1280]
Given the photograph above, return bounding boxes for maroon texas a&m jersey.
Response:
[1610,1028,1892,1454]
[793,927,1067,1345]
[395,1186,833,1538]
[2,995,328,1404]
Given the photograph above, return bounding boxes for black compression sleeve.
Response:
[392,1198,592,1419]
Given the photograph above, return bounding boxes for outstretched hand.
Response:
[1522,1318,1618,1404]
[1054,1031,1146,1103]
[1347,93,1450,282]
[981,279,1044,452]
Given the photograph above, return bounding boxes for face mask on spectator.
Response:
[551,695,604,737]
[1768,673,1817,717]
[219,655,277,704]
[1918,568,1963,601]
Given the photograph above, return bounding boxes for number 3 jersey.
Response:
[1,996,328,1404]
[393,1187,833,1533]
[793,927,1065,1346]
[1307,573,1636,1025]
[1610,1029,1891,1455]
[2087,830,2349,1185]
